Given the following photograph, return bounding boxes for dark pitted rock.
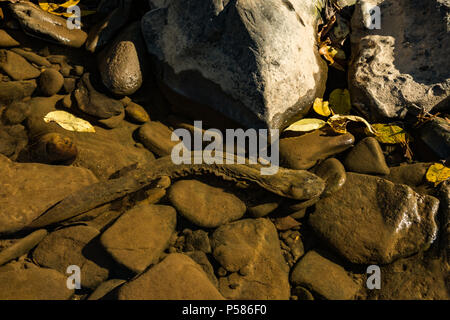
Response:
[0,262,73,300]
[117,253,225,300]
[290,251,360,300]
[309,173,440,264]
[8,1,87,48]
[32,225,112,290]
[0,80,36,105]
[30,132,78,164]
[2,101,30,125]
[349,0,450,121]
[99,21,146,95]
[0,49,40,80]
[88,279,126,300]
[212,218,290,299]
[280,129,355,170]
[39,69,64,96]
[344,137,390,175]
[85,0,133,53]
[125,102,150,123]
[141,0,327,130]
[74,73,124,119]
[314,158,346,198]
[138,121,179,156]
[168,180,246,228]
[0,229,47,266]
[0,154,98,235]
[100,204,176,274]
[0,29,19,47]
[419,117,450,159]
[10,48,51,67]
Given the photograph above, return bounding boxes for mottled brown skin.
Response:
[27,155,325,229]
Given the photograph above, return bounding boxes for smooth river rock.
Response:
[0,154,98,235]
[141,0,327,130]
[280,129,355,170]
[32,225,111,290]
[169,180,247,228]
[8,1,88,48]
[117,253,225,300]
[100,204,176,274]
[0,49,40,80]
[309,173,440,264]
[211,218,290,300]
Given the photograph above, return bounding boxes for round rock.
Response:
[168,180,246,228]
[39,69,64,96]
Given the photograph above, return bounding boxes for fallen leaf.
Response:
[370,124,407,144]
[426,163,450,187]
[284,118,326,132]
[313,98,331,117]
[44,110,95,133]
[327,114,376,134]
[39,0,81,17]
[329,88,351,114]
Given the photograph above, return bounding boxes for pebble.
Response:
[0,229,48,266]
[74,73,124,119]
[138,121,179,156]
[125,102,150,123]
[32,225,112,290]
[0,29,19,47]
[309,173,439,264]
[279,129,355,169]
[30,132,78,164]
[314,158,347,198]
[344,137,390,175]
[0,49,41,80]
[0,80,36,105]
[290,251,360,300]
[168,180,246,228]
[10,48,51,67]
[100,204,176,274]
[117,253,225,300]
[0,154,98,235]
[212,218,290,299]
[0,263,73,300]
[39,69,64,96]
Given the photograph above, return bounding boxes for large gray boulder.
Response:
[349,0,450,121]
[141,0,327,130]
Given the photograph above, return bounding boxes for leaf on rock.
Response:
[327,114,376,134]
[284,118,326,132]
[329,88,351,114]
[426,163,450,187]
[370,124,407,144]
[44,110,95,133]
[39,0,82,17]
[313,98,331,117]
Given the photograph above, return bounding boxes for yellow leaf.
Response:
[284,118,326,132]
[329,89,351,115]
[313,98,331,117]
[327,114,376,135]
[426,163,450,187]
[371,124,407,144]
[44,111,95,133]
[39,1,81,16]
